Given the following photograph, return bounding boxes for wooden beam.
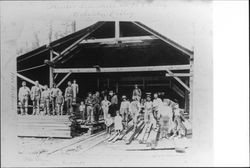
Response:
[80,36,157,44]
[118,83,170,87]
[52,22,105,62]
[54,65,190,73]
[171,83,185,98]
[166,69,190,92]
[133,22,193,56]
[165,73,191,77]
[115,21,120,40]
[17,73,45,89]
[56,72,72,88]
[49,50,54,88]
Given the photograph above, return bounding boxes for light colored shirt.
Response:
[50,87,60,97]
[42,89,50,100]
[101,100,111,109]
[129,100,141,114]
[173,108,181,116]
[111,95,118,104]
[120,100,130,110]
[79,104,85,112]
[158,105,173,118]
[31,86,42,98]
[152,98,163,110]
[105,117,113,127]
[72,83,79,94]
[144,101,153,111]
[18,86,30,100]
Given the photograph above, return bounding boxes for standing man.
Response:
[120,95,130,128]
[132,84,142,101]
[64,81,73,115]
[50,83,61,115]
[85,92,94,123]
[41,85,51,115]
[92,91,101,123]
[129,97,141,131]
[152,93,163,120]
[108,90,118,118]
[18,81,31,115]
[144,94,153,124]
[30,81,42,115]
[71,79,79,105]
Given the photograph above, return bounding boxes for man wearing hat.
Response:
[64,81,73,115]
[119,95,130,128]
[129,96,141,131]
[18,81,31,115]
[92,91,101,123]
[144,94,153,124]
[31,80,42,115]
[85,92,94,123]
[132,84,141,101]
[108,90,118,118]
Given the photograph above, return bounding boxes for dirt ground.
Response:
[16,135,192,167]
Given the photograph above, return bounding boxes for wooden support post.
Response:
[184,79,189,114]
[56,72,72,88]
[97,78,100,90]
[115,21,120,40]
[166,69,190,92]
[115,81,118,93]
[49,50,54,88]
[107,78,109,89]
[142,78,145,89]
[189,54,194,120]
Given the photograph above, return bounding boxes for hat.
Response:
[109,90,114,93]
[122,95,127,99]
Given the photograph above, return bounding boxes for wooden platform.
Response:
[17,115,72,138]
[80,120,106,135]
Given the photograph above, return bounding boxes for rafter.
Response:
[54,65,190,73]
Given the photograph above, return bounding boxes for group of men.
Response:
[18,79,79,115]
[18,80,183,137]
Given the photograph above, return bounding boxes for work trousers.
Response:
[56,103,63,115]
[86,106,94,123]
[93,104,100,122]
[132,112,139,130]
[65,97,73,115]
[20,96,29,115]
[120,108,129,127]
[51,97,57,114]
[32,97,40,115]
[109,104,118,117]
[144,110,153,124]
[102,107,109,121]
[43,99,50,115]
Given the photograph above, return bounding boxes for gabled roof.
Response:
[17,21,193,72]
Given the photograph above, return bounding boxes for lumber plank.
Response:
[107,132,118,142]
[134,123,145,140]
[125,121,144,145]
[141,123,153,144]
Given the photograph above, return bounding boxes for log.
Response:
[107,132,118,142]
[125,121,144,145]
[140,123,153,144]
[146,126,160,149]
[134,123,145,140]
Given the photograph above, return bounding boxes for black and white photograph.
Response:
[1,0,249,167]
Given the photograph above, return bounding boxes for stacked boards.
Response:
[17,115,72,138]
